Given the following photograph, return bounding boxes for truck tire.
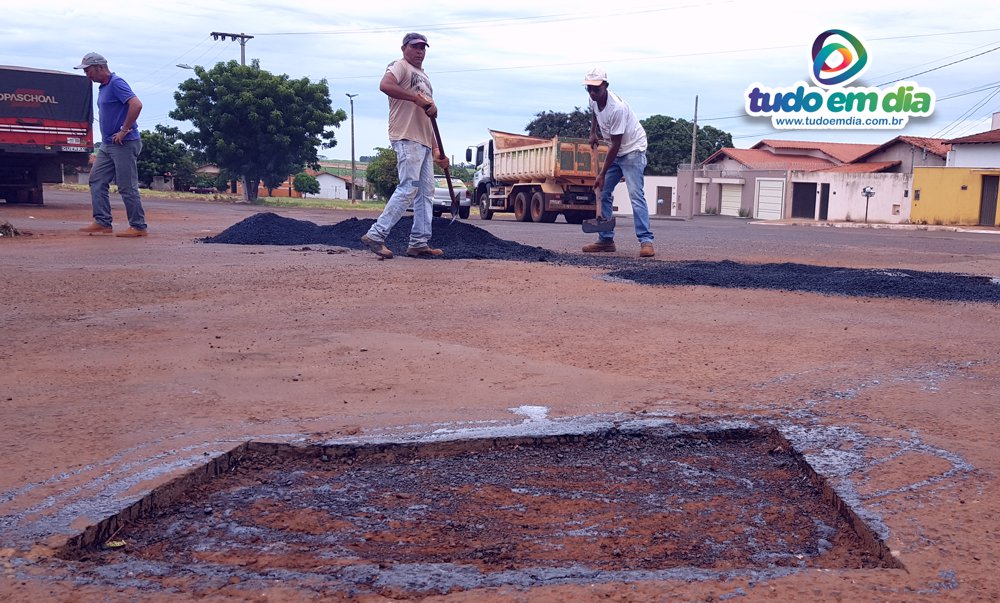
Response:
[478,192,493,220]
[530,192,557,223]
[459,205,470,219]
[514,191,531,222]
[564,211,588,224]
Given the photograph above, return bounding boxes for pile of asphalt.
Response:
[203,213,555,262]
[203,213,1000,303]
[607,261,1000,303]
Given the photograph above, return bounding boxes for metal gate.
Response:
[980,175,999,226]
[720,184,742,216]
[754,179,784,220]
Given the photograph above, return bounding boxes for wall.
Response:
[865,145,946,172]
[947,145,1000,168]
[792,172,912,223]
[911,167,1000,225]
[612,176,678,216]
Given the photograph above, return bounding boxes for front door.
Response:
[980,175,999,226]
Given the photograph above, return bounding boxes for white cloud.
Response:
[5,0,1000,160]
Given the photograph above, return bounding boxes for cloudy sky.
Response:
[4,0,1000,163]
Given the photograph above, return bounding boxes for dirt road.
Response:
[1,190,998,601]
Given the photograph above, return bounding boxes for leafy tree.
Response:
[293,172,320,195]
[525,108,592,138]
[365,146,398,200]
[137,125,196,189]
[170,60,347,202]
[640,115,733,176]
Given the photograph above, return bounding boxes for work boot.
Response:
[361,234,393,259]
[406,246,444,258]
[582,240,616,253]
[79,222,112,234]
[639,242,655,258]
[116,227,148,237]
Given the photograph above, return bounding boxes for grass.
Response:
[53,184,385,211]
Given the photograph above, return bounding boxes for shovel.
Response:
[430,116,461,223]
[581,145,616,233]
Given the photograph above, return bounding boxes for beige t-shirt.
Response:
[385,59,434,149]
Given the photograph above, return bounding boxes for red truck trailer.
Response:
[1,65,94,204]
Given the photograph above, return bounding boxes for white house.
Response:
[306,172,349,200]
[613,176,679,217]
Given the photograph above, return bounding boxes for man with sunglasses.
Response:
[582,68,654,258]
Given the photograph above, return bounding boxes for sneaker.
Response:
[360,234,393,259]
[582,240,616,253]
[406,246,444,258]
[116,227,148,238]
[79,222,112,234]
[639,242,655,258]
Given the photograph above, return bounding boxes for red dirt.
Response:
[1,190,998,602]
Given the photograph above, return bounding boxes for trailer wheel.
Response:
[564,211,588,224]
[530,192,557,223]
[514,191,531,222]
[478,192,493,220]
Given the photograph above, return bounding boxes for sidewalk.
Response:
[748,218,1000,235]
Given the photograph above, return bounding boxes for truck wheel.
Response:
[459,205,470,219]
[530,192,557,223]
[564,211,587,224]
[478,192,493,220]
[514,191,531,222]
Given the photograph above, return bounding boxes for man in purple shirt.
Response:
[75,52,148,237]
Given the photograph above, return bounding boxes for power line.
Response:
[876,44,1000,86]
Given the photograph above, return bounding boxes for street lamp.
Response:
[345,93,358,203]
[176,63,194,70]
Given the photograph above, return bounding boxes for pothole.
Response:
[58,425,902,596]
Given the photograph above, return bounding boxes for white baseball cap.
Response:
[583,67,607,86]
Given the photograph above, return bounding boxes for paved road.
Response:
[17,188,1000,274]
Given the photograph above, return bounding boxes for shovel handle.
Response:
[430,117,460,218]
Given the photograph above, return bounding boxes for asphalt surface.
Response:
[204,212,1000,303]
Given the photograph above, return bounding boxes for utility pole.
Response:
[346,93,358,203]
[688,95,699,219]
[211,32,254,65]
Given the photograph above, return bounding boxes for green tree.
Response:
[640,115,733,176]
[137,125,196,189]
[293,172,320,195]
[170,60,347,202]
[525,108,592,138]
[365,146,398,200]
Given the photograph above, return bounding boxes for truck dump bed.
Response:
[489,130,607,185]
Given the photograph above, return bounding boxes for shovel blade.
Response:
[582,216,616,233]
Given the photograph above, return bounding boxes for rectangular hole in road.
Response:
[59,426,902,596]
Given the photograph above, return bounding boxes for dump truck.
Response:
[465,130,608,223]
[0,65,94,204]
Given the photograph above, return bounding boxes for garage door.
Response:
[720,184,742,216]
[755,179,784,220]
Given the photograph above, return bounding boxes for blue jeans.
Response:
[365,139,434,248]
[89,139,146,230]
[597,150,652,243]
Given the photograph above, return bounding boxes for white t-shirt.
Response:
[386,59,434,149]
[590,90,647,156]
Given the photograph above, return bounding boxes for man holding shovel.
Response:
[361,32,449,259]
[582,67,655,258]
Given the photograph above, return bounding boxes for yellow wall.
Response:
[912,167,1000,226]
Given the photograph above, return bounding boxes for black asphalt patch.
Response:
[204,213,1000,303]
[202,212,555,262]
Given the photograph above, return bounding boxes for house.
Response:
[307,170,349,200]
[612,176,679,217]
[912,121,1000,226]
[677,140,877,220]
[676,135,953,223]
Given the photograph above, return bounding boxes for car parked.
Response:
[432,177,470,219]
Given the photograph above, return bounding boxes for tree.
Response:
[170,60,347,202]
[137,125,196,189]
[293,172,320,195]
[639,115,733,176]
[525,108,592,138]
[365,146,398,200]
